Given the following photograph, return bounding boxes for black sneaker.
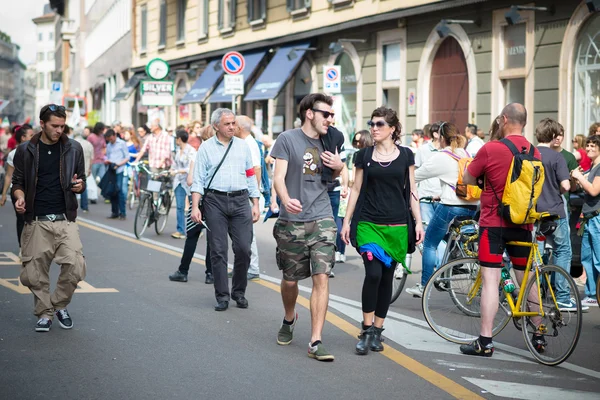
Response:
[205,272,214,284]
[35,318,52,332]
[459,338,494,357]
[55,309,73,329]
[169,270,188,282]
[532,333,547,354]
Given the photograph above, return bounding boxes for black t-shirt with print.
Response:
[34,141,66,216]
[354,147,414,224]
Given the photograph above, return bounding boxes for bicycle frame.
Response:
[465,240,560,319]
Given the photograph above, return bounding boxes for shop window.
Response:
[573,13,600,136]
[492,8,534,139]
[383,43,401,81]
[248,0,266,26]
[218,0,236,34]
[177,0,186,43]
[159,0,167,48]
[141,4,147,52]
[377,29,406,120]
[197,0,208,41]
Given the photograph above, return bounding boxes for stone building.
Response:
[0,31,26,123]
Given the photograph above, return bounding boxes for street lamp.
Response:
[436,19,481,38]
[287,47,317,61]
[328,38,367,55]
[505,5,555,25]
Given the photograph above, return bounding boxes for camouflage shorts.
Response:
[273,218,337,281]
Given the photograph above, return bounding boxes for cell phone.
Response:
[70,180,78,188]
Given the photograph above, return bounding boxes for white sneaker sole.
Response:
[57,319,73,329]
[405,289,423,298]
[35,326,50,332]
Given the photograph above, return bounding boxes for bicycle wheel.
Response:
[155,192,171,235]
[134,195,151,239]
[423,257,511,344]
[390,262,408,304]
[520,264,582,366]
[127,177,136,210]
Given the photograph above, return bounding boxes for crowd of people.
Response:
[1,95,599,362]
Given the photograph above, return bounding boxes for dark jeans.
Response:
[16,212,24,247]
[178,227,212,276]
[328,190,345,255]
[110,172,126,217]
[203,191,253,302]
[80,187,88,211]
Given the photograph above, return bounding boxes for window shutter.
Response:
[286,0,293,12]
[261,0,266,20]
[247,0,253,22]
[229,0,236,28]
[217,0,224,30]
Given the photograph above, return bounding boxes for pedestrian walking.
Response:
[11,104,87,332]
[104,129,129,220]
[88,122,107,182]
[170,130,196,239]
[271,93,344,361]
[341,107,424,355]
[190,108,260,311]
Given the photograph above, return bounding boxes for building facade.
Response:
[32,6,57,118]
[24,65,37,122]
[125,0,598,146]
[0,31,26,123]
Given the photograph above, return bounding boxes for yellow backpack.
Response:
[442,151,482,202]
[494,138,545,224]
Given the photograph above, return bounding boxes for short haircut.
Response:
[93,122,106,135]
[586,134,600,148]
[211,108,235,126]
[84,125,93,132]
[236,115,253,133]
[412,129,424,137]
[466,123,478,136]
[589,122,600,137]
[298,93,333,125]
[501,103,527,127]
[535,118,562,144]
[176,130,189,142]
[370,107,402,142]
[15,124,33,144]
[39,104,67,123]
[104,129,116,138]
[353,129,373,148]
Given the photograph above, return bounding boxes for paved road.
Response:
[1,201,599,400]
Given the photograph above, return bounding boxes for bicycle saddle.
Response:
[538,213,559,236]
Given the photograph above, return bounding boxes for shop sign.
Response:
[224,74,245,95]
[323,65,341,94]
[407,88,416,116]
[140,80,174,106]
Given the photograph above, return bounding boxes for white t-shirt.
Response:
[244,135,261,168]
[6,148,16,167]
[466,136,484,157]
[415,141,442,198]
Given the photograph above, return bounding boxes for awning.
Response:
[207,51,267,104]
[112,73,145,102]
[179,60,223,104]
[244,42,310,102]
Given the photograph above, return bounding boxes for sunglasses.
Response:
[311,109,335,119]
[41,104,66,118]
[367,120,389,128]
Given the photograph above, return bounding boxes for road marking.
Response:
[0,251,20,265]
[75,281,119,293]
[462,378,600,400]
[0,277,118,294]
[0,278,30,294]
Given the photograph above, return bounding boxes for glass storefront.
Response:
[334,52,357,142]
[574,14,600,136]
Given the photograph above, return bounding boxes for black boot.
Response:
[355,324,375,355]
[370,326,385,352]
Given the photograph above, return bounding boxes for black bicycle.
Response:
[134,165,173,239]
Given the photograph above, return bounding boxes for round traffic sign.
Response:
[325,68,338,81]
[222,52,245,75]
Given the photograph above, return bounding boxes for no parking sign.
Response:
[323,65,341,94]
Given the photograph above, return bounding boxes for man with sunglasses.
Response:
[11,104,87,332]
[271,93,344,361]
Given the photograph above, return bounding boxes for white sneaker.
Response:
[406,283,424,298]
[339,253,346,263]
[335,252,341,263]
[581,296,599,307]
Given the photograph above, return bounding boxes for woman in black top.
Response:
[341,107,424,355]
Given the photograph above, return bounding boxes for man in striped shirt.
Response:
[134,119,172,171]
[191,108,260,311]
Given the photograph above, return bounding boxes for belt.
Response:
[583,210,600,219]
[34,213,67,222]
[205,189,248,197]
[577,210,600,236]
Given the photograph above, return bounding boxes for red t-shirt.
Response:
[577,148,592,171]
[7,134,16,151]
[467,135,541,229]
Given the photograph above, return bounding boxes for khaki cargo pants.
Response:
[19,220,87,319]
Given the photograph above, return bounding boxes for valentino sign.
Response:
[140,81,175,106]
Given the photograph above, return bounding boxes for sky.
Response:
[0,0,50,65]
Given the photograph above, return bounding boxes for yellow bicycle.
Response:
[422,214,582,366]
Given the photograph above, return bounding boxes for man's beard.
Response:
[310,118,324,135]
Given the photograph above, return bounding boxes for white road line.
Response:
[463,378,600,400]
[79,217,600,380]
[433,360,561,379]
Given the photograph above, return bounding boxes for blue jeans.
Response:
[420,201,445,267]
[110,172,126,217]
[581,215,600,297]
[421,204,476,286]
[175,184,190,235]
[80,187,88,211]
[537,217,572,303]
[328,191,345,255]
[91,163,106,182]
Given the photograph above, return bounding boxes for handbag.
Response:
[401,146,417,254]
[186,140,234,233]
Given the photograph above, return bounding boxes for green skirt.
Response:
[356,221,409,272]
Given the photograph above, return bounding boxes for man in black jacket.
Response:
[11,104,87,332]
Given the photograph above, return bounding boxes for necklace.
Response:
[374,145,395,156]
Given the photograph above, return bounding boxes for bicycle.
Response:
[127,161,146,210]
[134,164,173,239]
[422,213,582,366]
[390,197,478,304]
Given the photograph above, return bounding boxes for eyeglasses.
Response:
[40,104,66,118]
[311,109,335,119]
[367,120,389,128]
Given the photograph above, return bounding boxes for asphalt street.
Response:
[1,200,599,400]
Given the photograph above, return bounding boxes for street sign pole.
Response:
[222,52,246,114]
